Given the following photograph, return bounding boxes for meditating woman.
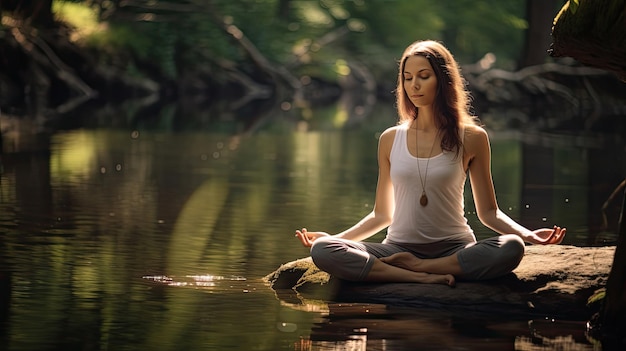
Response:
[294,40,566,287]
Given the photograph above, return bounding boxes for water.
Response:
[0,108,624,350]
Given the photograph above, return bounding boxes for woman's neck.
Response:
[411,107,437,131]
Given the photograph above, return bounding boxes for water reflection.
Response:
[283,301,596,351]
[0,113,624,350]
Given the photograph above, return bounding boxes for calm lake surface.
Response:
[1,104,624,350]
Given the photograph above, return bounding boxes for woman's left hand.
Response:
[528,225,566,245]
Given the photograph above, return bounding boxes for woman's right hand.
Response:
[295,228,330,247]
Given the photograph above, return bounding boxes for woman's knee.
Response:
[499,234,525,269]
[458,235,526,280]
[309,237,372,280]
[309,237,339,272]
[503,235,525,258]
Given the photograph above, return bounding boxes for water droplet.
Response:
[212,151,220,159]
[115,164,122,171]
[542,217,547,222]
[100,167,106,174]
[525,204,530,209]
[131,130,140,139]
[565,198,569,203]
[277,322,297,332]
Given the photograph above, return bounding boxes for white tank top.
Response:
[386,123,476,244]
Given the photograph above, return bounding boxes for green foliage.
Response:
[87,9,237,79]
[215,0,303,62]
[569,0,580,14]
[434,0,527,68]
[56,0,534,81]
[53,0,99,33]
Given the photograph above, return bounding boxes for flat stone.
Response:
[264,245,615,320]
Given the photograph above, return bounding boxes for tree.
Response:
[519,0,561,68]
[552,0,626,347]
[551,0,626,80]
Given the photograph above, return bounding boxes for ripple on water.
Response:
[142,274,249,290]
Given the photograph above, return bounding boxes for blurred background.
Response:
[1,1,625,350]
[1,0,624,133]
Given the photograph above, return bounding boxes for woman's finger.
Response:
[548,227,565,244]
[294,230,312,247]
[555,227,566,243]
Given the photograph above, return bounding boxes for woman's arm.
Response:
[334,128,395,241]
[295,127,396,247]
[465,126,566,245]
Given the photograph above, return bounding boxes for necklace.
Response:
[415,126,439,207]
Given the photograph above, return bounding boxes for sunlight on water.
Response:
[142,274,247,288]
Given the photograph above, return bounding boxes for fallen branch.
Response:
[205,1,302,97]
[9,22,97,113]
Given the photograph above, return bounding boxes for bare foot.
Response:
[380,252,423,272]
[380,253,456,287]
[431,273,456,287]
[411,271,455,287]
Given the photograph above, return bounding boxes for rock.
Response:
[264,245,615,320]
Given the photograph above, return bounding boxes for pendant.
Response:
[420,193,428,206]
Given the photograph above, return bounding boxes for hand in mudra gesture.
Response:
[295,228,330,247]
[528,225,566,245]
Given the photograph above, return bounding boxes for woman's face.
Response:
[402,55,438,108]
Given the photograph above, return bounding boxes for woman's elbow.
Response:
[476,208,497,227]
[373,211,393,227]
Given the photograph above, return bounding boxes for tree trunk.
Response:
[277,0,292,20]
[600,184,626,346]
[520,0,560,68]
[551,1,626,345]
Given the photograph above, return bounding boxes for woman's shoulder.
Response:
[463,123,488,141]
[377,124,404,155]
[379,124,403,141]
[463,123,490,153]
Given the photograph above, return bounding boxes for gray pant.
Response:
[309,234,525,281]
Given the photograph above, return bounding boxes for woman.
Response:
[295,40,566,287]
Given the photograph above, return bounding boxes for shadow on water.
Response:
[0,98,624,350]
[263,288,599,351]
[308,304,594,351]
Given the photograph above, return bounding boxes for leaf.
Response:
[587,288,606,305]
[569,0,580,14]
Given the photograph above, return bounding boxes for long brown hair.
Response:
[395,40,478,155]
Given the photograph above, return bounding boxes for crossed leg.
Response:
[310,237,459,287]
[379,251,463,276]
[367,258,456,286]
